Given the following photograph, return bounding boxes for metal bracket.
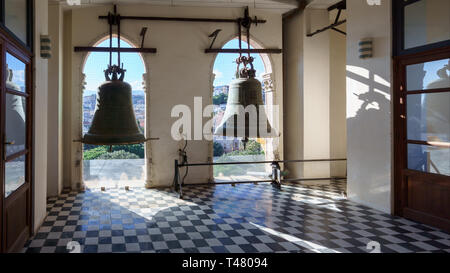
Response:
[208,29,221,49]
[205,7,282,55]
[307,0,347,37]
[140,27,148,48]
[74,5,157,54]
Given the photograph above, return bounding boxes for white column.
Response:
[74,73,86,190]
[262,72,280,162]
[143,73,154,188]
[208,73,216,182]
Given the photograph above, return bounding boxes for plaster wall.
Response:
[47,2,64,197]
[346,0,393,214]
[329,13,347,178]
[34,0,49,232]
[283,8,336,179]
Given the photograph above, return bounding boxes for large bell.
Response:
[82,66,145,145]
[214,63,277,141]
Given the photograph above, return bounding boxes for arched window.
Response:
[81,37,147,189]
[212,38,275,182]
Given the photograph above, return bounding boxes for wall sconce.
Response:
[359,38,373,59]
[40,35,51,59]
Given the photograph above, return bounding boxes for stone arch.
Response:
[77,34,152,189]
[209,35,279,180]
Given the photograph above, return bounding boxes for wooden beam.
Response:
[98,15,266,24]
[205,48,282,54]
[74,47,157,53]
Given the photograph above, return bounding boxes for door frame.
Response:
[0,26,34,253]
[393,45,450,231]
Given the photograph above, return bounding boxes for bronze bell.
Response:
[214,58,277,143]
[82,65,145,145]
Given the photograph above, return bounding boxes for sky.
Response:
[82,38,267,96]
[213,39,266,86]
[83,38,146,96]
[6,53,26,92]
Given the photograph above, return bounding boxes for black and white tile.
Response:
[23,181,450,253]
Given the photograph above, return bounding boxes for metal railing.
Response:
[173,158,347,199]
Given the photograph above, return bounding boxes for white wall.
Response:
[63,5,284,188]
[283,8,339,180]
[303,8,331,178]
[47,2,64,197]
[346,0,392,214]
[329,12,347,178]
[283,10,304,179]
[34,0,49,232]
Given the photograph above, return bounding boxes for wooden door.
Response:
[394,47,450,232]
[0,33,33,253]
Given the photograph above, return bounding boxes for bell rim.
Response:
[82,134,146,145]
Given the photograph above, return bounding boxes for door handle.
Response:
[4,141,15,145]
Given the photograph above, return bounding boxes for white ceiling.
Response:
[307,0,341,9]
[55,0,300,11]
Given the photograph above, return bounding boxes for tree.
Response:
[97,150,140,160]
[213,93,228,105]
[213,142,224,157]
[226,140,264,156]
[83,146,108,160]
[83,144,145,159]
[111,144,145,158]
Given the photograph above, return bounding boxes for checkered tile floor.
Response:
[23,181,450,253]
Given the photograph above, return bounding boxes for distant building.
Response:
[213,85,229,96]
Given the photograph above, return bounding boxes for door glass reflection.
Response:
[5,93,26,156]
[5,155,26,197]
[5,0,28,44]
[408,144,450,176]
[406,59,450,91]
[6,53,26,93]
[407,92,450,143]
[404,0,450,50]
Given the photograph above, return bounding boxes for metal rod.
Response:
[183,180,274,187]
[74,47,157,53]
[283,177,347,182]
[238,18,242,58]
[205,48,282,54]
[332,27,346,36]
[109,13,112,66]
[181,178,347,187]
[117,15,121,66]
[307,20,346,37]
[98,15,266,24]
[178,158,347,167]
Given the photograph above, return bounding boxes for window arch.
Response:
[211,37,277,182]
[80,36,148,189]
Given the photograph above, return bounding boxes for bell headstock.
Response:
[104,64,127,81]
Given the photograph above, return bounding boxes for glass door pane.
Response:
[407,92,450,142]
[5,155,26,197]
[4,0,28,44]
[404,0,450,49]
[5,93,26,156]
[406,57,450,176]
[6,53,27,93]
[3,51,29,197]
[406,58,450,91]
